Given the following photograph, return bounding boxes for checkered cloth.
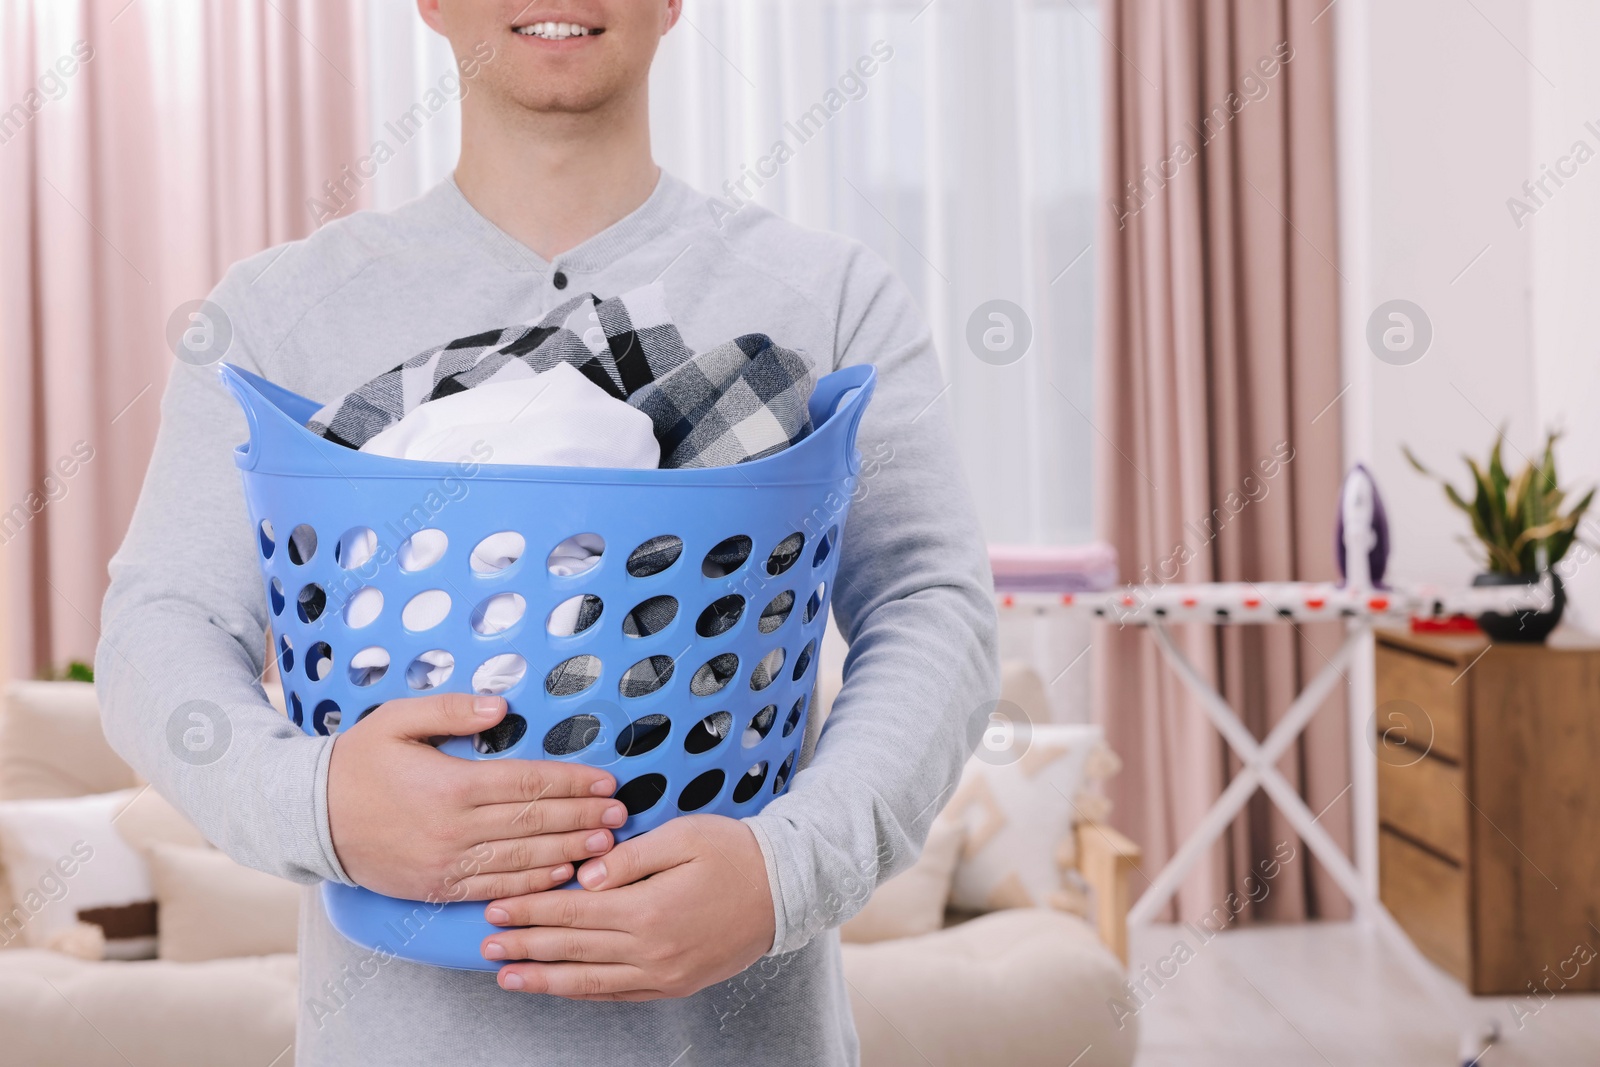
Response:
[304,283,816,469]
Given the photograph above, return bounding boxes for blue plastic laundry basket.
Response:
[219,361,874,970]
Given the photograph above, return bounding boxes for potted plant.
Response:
[1404,431,1593,642]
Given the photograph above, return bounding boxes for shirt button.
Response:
[552,270,568,290]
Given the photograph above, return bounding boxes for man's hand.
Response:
[480,814,775,999]
[327,693,626,902]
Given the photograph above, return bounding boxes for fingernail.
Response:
[474,695,503,716]
[550,865,571,883]
[601,805,626,827]
[579,860,605,888]
[590,778,615,796]
[484,942,506,960]
[501,971,524,990]
[485,907,509,924]
[585,831,609,853]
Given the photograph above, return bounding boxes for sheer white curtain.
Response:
[363,0,1102,713]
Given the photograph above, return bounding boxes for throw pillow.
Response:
[0,789,155,957]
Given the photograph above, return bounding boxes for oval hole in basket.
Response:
[616,714,671,757]
[269,577,286,617]
[349,647,389,687]
[684,711,732,754]
[544,714,603,756]
[473,654,527,695]
[406,650,455,690]
[305,642,333,682]
[803,583,826,625]
[773,750,797,794]
[356,703,382,724]
[258,519,276,560]
[696,594,745,638]
[398,529,448,573]
[749,648,785,692]
[690,653,739,697]
[402,590,451,631]
[791,640,816,682]
[765,533,805,577]
[622,596,678,638]
[812,526,838,569]
[758,591,794,634]
[475,713,528,755]
[743,705,777,748]
[702,535,753,578]
[548,533,605,577]
[783,696,805,738]
[626,535,682,577]
[345,587,383,629]
[471,592,526,636]
[277,634,294,674]
[546,655,600,697]
[619,656,674,698]
[677,769,725,812]
[614,773,667,817]
[296,583,327,624]
[336,527,377,570]
[312,700,341,736]
[287,524,317,565]
[547,595,601,637]
[733,762,769,803]
[289,693,303,728]
[470,531,525,575]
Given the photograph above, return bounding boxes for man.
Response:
[97,1,996,1062]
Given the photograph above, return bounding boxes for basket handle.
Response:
[811,364,876,476]
[217,363,327,472]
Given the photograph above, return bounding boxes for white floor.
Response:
[1127,922,1600,1067]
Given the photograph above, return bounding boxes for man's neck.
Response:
[452,88,659,262]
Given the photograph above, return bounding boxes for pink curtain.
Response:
[1091,0,1349,923]
[0,0,368,680]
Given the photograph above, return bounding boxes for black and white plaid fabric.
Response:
[631,334,816,469]
[306,284,688,451]
[305,285,816,469]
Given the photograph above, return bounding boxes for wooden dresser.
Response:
[1375,627,1600,995]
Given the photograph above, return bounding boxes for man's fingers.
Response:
[495,962,656,997]
[369,692,506,742]
[576,820,691,890]
[481,926,633,964]
[470,828,613,875]
[470,797,626,840]
[444,863,575,902]
[483,884,631,930]
[464,758,618,806]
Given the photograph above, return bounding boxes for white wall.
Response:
[1337,0,1600,635]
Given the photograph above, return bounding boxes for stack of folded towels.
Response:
[300,281,820,695]
[987,542,1119,594]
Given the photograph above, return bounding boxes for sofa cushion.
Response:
[147,843,299,962]
[0,948,297,1066]
[840,908,1138,1067]
[0,682,137,802]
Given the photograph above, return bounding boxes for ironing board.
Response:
[998,576,1552,1064]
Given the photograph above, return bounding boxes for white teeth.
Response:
[515,20,592,39]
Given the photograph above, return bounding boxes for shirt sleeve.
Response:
[94,272,353,887]
[742,245,999,955]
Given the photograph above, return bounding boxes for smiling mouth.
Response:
[513,21,603,40]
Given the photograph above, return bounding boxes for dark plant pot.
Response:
[1472,571,1565,643]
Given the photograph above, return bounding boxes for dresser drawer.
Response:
[1380,828,1469,984]
[1378,753,1468,863]
[1375,644,1466,763]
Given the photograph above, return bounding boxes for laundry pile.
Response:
[305,281,817,470]
[302,282,820,697]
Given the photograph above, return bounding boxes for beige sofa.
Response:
[0,680,1138,1067]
